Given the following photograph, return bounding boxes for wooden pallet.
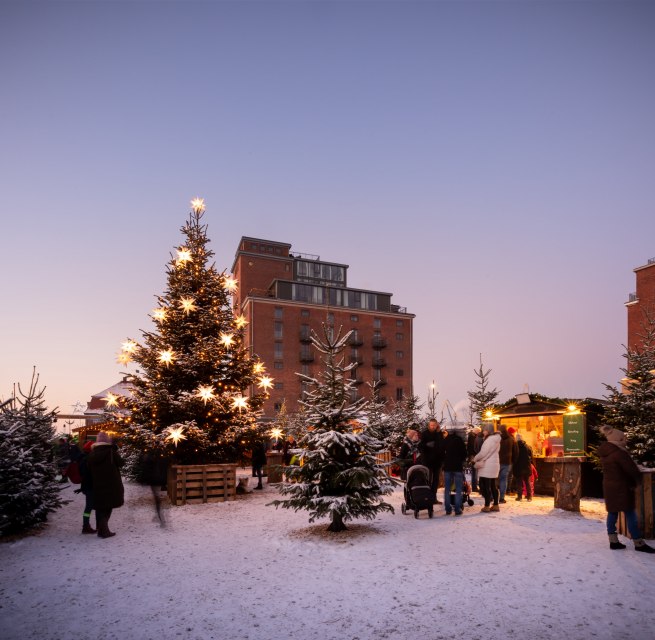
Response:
[167,464,237,506]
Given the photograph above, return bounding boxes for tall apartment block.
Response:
[231,237,415,418]
[626,256,655,353]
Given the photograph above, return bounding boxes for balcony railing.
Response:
[372,357,387,368]
[371,337,387,348]
[628,292,638,303]
[372,377,387,386]
[299,328,312,342]
[347,333,364,346]
[349,356,364,365]
[351,377,364,386]
[299,351,315,363]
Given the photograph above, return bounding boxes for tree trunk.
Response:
[552,458,581,512]
[327,512,347,532]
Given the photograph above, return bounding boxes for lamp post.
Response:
[427,381,438,419]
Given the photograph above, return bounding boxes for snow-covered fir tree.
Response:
[270,324,396,532]
[363,381,390,447]
[109,199,270,464]
[604,311,655,467]
[0,371,64,536]
[467,354,501,425]
[385,393,424,452]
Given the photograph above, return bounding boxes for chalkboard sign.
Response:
[563,414,586,455]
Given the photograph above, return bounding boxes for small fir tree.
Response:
[604,310,655,467]
[270,325,395,532]
[386,393,424,451]
[0,371,65,536]
[467,354,501,425]
[363,381,390,448]
[110,199,270,464]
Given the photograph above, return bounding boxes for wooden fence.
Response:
[618,468,655,539]
[167,464,237,506]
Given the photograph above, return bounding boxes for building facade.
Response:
[626,257,655,353]
[231,237,415,418]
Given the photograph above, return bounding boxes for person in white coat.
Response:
[473,425,501,512]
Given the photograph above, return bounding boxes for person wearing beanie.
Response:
[598,425,654,553]
[87,432,125,539]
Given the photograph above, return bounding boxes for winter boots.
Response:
[82,522,97,534]
[609,533,626,550]
[489,504,500,512]
[634,539,655,553]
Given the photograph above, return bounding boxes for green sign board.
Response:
[563,414,586,455]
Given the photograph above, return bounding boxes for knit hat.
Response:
[83,441,93,452]
[95,431,110,444]
[507,427,516,435]
[601,425,627,450]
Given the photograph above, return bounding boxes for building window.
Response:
[350,315,359,322]
[274,402,283,411]
[301,364,310,376]
[301,309,310,317]
[374,318,381,329]
[396,369,404,376]
[349,389,358,402]
[274,321,283,339]
[274,362,283,370]
[274,307,283,319]
[396,333,404,341]
[274,382,284,390]
[396,350,404,359]
[327,312,334,324]
[274,342,283,359]
[396,320,404,327]
[396,388,404,400]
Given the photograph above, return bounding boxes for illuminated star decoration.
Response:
[258,376,273,391]
[158,349,175,366]
[270,427,283,441]
[179,297,197,314]
[231,395,248,412]
[104,392,120,408]
[190,197,206,213]
[121,339,138,354]
[253,362,265,375]
[196,384,216,404]
[166,426,187,447]
[176,247,192,265]
[152,308,167,321]
[224,276,238,293]
[220,333,234,347]
[234,315,248,329]
[116,351,132,365]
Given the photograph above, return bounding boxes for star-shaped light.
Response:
[253,362,265,374]
[165,426,187,446]
[258,376,273,391]
[220,333,235,347]
[116,352,132,365]
[234,315,248,329]
[176,248,192,265]
[231,395,248,412]
[152,308,167,321]
[196,384,216,404]
[270,427,283,441]
[121,339,138,354]
[104,392,120,408]
[179,297,197,314]
[158,349,175,366]
[190,197,206,214]
[224,276,238,293]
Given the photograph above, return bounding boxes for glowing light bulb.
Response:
[234,315,248,329]
[270,427,283,441]
[176,248,192,265]
[220,333,234,347]
[116,352,132,365]
[224,276,238,292]
[190,197,205,213]
[153,308,167,321]
[121,339,138,354]
[258,376,273,391]
[196,384,215,404]
[104,392,119,408]
[166,426,187,446]
[180,297,197,314]
[232,395,248,412]
[253,362,265,374]
[158,349,175,366]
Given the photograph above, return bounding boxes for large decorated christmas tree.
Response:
[110,199,271,464]
[270,324,395,532]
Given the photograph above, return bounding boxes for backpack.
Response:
[66,461,82,484]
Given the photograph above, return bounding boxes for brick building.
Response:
[626,257,655,353]
[231,237,415,418]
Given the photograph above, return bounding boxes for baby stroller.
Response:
[448,476,476,509]
[401,464,434,519]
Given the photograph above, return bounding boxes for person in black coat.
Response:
[419,419,445,504]
[78,440,96,534]
[514,435,533,501]
[397,426,420,480]
[138,450,169,526]
[87,432,124,539]
[442,430,468,515]
[251,439,267,490]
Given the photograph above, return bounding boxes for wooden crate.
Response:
[375,450,393,475]
[167,464,237,506]
[618,468,655,539]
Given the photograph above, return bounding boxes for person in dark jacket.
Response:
[87,432,124,539]
[466,426,481,492]
[78,440,96,534]
[251,439,267,490]
[397,426,420,480]
[514,435,533,501]
[419,419,445,504]
[598,426,654,553]
[497,425,518,503]
[138,450,169,526]
[442,430,468,515]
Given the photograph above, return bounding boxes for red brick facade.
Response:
[232,237,414,418]
[626,259,655,354]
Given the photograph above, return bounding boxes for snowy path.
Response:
[1,476,653,640]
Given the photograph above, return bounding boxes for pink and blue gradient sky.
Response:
[1,1,654,422]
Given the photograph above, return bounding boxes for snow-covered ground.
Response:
[1,474,653,640]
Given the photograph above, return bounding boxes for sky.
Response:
[2,479,655,640]
[1,0,654,423]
